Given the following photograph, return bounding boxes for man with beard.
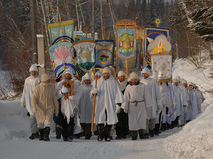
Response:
[21,64,40,140]
[90,67,124,142]
[140,68,162,138]
[55,69,82,142]
[122,72,153,140]
[116,71,129,139]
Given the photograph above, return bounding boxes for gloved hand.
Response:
[21,103,25,109]
[69,96,75,101]
[92,88,98,94]
[124,109,128,113]
[73,107,79,113]
[173,104,176,109]
[116,104,121,114]
[61,86,68,94]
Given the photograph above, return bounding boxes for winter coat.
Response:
[31,83,59,123]
[21,75,41,116]
[90,75,125,125]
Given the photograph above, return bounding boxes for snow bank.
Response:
[164,57,213,159]
[164,102,213,159]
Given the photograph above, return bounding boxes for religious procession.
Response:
[20,12,205,142]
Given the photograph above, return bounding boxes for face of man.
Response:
[188,85,193,90]
[173,82,178,86]
[31,71,37,77]
[183,83,187,87]
[103,73,110,80]
[65,73,72,80]
[131,79,138,85]
[142,73,149,79]
[118,75,126,82]
[84,79,91,85]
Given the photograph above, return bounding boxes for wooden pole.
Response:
[57,6,62,23]
[91,75,98,131]
[108,32,111,40]
[37,34,45,75]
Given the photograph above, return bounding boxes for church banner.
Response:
[151,54,172,82]
[95,40,114,68]
[48,20,74,45]
[73,40,96,76]
[144,27,170,69]
[49,42,76,78]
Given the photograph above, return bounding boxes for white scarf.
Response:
[117,79,127,91]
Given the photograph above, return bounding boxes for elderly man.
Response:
[31,74,59,141]
[122,72,152,140]
[21,64,40,140]
[91,67,124,142]
[116,71,129,139]
[55,69,82,142]
[140,68,162,138]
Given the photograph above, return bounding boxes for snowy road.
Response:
[0,130,175,159]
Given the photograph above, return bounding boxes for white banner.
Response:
[151,54,172,81]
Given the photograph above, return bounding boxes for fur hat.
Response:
[129,72,139,80]
[83,73,91,80]
[95,71,103,77]
[102,67,111,74]
[141,68,151,76]
[109,66,116,77]
[182,79,187,84]
[118,71,126,78]
[29,64,38,72]
[188,82,193,86]
[41,74,50,82]
[172,78,179,83]
[64,68,72,75]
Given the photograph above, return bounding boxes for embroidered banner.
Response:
[95,40,114,68]
[73,40,96,76]
[144,27,170,69]
[48,20,74,45]
[49,42,76,78]
[151,54,172,82]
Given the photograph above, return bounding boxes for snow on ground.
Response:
[164,58,213,159]
[0,57,213,159]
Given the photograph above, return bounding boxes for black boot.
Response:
[149,129,154,137]
[39,129,44,140]
[154,124,160,136]
[44,127,50,141]
[105,125,112,142]
[29,132,39,140]
[131,131,138,140]
[97,124,105,141]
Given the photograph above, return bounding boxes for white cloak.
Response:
[90,75,124,125]
[140,77,161,119]
[189,89,202,120]
[78,84,93,123]
[121,83,153,131]
[21,75,40,116]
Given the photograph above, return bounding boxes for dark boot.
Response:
[149,129,154,137]
[154,124,160,136]
[105,125,112,142]
[44,127,50,141]
[29,132,39,140]
[97,124,104,141]
[39,129,44,140]
[131,131,138,140]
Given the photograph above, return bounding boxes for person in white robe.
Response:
[21,64,40,140]
[90,67,124,142]
[122,72,153,140]
[78,73,93,139]
[55,69,82,142]
[188,82,203,120]
[116,71,129,139]
[140,68,162,138]
[194,85,204,113]
[172,78,184,127]
[178,78,189,126]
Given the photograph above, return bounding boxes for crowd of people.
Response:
[21,64,205,142]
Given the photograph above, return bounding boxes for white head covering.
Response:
[102,67,111,74]
[83,73,91,80]
[109,66,116,77]
[141,68,151,76]
[95,71,103,77]
[177,76,181,82]
[172,78,179,83]
[29,64,38,72]
[129,72,139,80]
[41,74,50,82]
[62,68,74,80]
[118,71,126,78]
[188,82,193,86]
[182,79,187,84]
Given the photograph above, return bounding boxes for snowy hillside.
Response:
[164,57,213,159]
